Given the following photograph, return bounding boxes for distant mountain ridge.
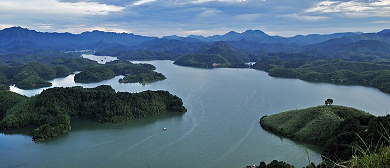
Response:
[1,26,389,61]
[0,27,156,51]
[0,26,369,51]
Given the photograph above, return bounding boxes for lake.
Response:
[2,55,390,168]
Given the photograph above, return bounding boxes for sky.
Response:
[0,0,389,37]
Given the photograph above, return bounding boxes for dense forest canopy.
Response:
[0,54,166,90]
[0,57,99,90]
[253,58,390,94]
[0,85,186,141]
[260,105,390,162]
[74,60,166,84]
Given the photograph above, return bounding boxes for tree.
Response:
[325,98,333,105]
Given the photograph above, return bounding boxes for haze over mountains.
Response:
[0,26,378,53]
[1,26,390,65]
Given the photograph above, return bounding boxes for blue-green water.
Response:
[2,56,390,168]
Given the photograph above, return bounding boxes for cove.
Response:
[2,55,390,168]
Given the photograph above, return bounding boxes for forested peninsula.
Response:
[0,57,98,90]
[259,104,390,167]
[74,60,166,84]
[0,85,187,142]
[253,58,390,94]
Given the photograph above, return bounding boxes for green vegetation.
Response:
[253,59,390,94]
[260,104,390,166]
[0,91,27,120]
[74,66,115,83]
[260,105,373,146]
[0,50,80,62]
[0,85,186,141]
[15,74,52,89]
[348,146,390,167]
[1,62,65,89]
[174,41,249,68]
[0,56,164,89]
[44,57,99,71]
[174,54,233,68]
[0,56,100,90]
[74,60,166,84]
[119,71,166,84]
[246,160,294,168]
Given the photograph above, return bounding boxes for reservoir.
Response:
[2,55,390,168]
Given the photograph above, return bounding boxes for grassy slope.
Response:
[260,105,373,145]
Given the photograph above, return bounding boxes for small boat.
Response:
[163,127,167,131]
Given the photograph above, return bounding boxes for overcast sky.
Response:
[0,0,389,37]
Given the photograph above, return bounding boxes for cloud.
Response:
[0,0,124,16]
[193,0,248,3]
[182,28,233,36]
[0,0,387,38]
[198,8,221,17]
[371,20,390,24]
[234,14,263,21]
[305,0,390,17]
[34,23,53,30]
[56,24,132,34]
[0,24,17,30]
[282,13,328,21]
[132,0,156,6]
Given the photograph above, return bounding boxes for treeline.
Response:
[253,58,390,94]
[0,85,187,141]
[74,60,166,84]
[0,57,98,90]
[260,105,390,167]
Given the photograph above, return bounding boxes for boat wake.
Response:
[96,131,161,167]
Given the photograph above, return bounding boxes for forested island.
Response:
[0,85,186,142]
[259,104,390,167]
[74,60,166,84]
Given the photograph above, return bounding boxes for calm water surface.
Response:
[2,55,390,168]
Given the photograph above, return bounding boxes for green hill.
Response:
[260,105,373,145]
[260,105,390,162]
[0,91,27,120]
[174,41,249,68]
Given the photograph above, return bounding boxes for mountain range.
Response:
[1,26,390,67]
[0,26,375,53]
